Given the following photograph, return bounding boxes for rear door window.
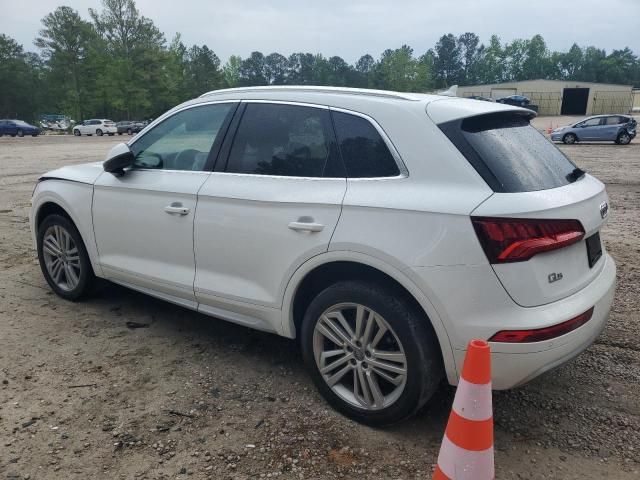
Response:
[439,112,578,192]
[226,103,336,177]
[331,111,400,178]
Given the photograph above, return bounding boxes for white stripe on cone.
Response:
[451,378,493,421]
[436,435,495,480]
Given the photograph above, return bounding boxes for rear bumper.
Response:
[412,252,616,390]
[454,253,616,389]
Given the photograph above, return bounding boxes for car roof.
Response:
[167,85,530,125]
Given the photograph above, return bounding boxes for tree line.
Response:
[1,0,639,123]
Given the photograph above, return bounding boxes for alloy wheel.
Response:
[42,225,81,292]
[312,303,407,411]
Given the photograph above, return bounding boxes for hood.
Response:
[40,162,104,185]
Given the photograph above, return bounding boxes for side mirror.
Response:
[103,142,135,175]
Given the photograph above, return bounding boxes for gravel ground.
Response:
[1,127,639,479]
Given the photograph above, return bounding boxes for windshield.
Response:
[439,112,579,192]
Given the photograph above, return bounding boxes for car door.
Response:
[601,116,622,140]
[578,117,604,140]
[92,101,237,307]
[193,102,346,331]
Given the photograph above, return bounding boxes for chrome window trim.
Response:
[240,99,329,110]
[128,99,408,180]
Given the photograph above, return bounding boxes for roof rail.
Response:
[198,85,421,101]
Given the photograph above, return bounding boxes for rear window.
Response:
[439,112,578,192]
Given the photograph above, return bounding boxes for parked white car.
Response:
[73,119,117,136]
[30,86,616,425]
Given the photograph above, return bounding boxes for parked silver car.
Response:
[551,114,637,145]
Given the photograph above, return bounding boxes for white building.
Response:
[457,79,634,116]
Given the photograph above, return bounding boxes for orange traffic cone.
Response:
[433,339,494,480]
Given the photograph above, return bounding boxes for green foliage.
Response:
[2,0,638,123]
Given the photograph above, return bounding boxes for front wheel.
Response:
[96,129,103,136]
[127,128,133,135]
[37,214,94,301]
[73,129,81,136]
[616,131,631,145]
[563,133,577,144]
[301,280,443,426]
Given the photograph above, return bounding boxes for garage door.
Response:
[491,88,517,101]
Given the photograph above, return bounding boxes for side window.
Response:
[605,116,620,125]
[226,103,334,177]
[331,111,400,178]
[582,118,602,127]
[130,103,234,172]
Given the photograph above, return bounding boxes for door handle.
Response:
[164,203,190,215]
[288,220,324,232]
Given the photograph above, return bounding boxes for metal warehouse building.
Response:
[457,79,634,116]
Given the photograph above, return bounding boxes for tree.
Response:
[223,55,242,87]
[264,52,288,85]
[521,34,551,79]
[0,34,42,121]
[376,45,419,91]
[35,6,95,120]
[89,0,166,118]
[433,34,462,87]
[557,43,584,79]
[354,54,376,87]
[186,45,223,95]
[457,32,480,85]
[238,51,267,86]
[287,53,316,84]
[476,35,505,83]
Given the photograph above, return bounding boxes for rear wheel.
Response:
[616,131,631,145]
[17,129,24,137]
[563,133,577,144]
[96,129,103,136]
[37,214,94,301]
[127,128,133,135]
[301,280,443,426]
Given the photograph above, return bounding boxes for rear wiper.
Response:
[566,167,585,183]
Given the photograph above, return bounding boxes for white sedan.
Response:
[30,86,615,425]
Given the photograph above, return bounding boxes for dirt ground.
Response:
[1,124,639,479]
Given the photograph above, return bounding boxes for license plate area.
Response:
[586,232,602,268]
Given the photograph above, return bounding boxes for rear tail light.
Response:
[471,217,585,263]
[489,307,594,343]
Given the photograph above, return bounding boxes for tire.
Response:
[73,129,81,136]
[108,133,114,136]
[118,132,123,135]
[127,128,132,135]
[17,129,24,137]
[96,129,103,136]
[32,134,38,137]
[520,101,526,106]
[563,133,577,145]
[37,214,95,301]
[616,131,631,145]
[300,280,443,426]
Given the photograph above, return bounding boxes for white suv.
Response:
[30,87,616,425]
[73,119,117,136]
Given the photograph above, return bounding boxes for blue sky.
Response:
[2,0,638,62]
